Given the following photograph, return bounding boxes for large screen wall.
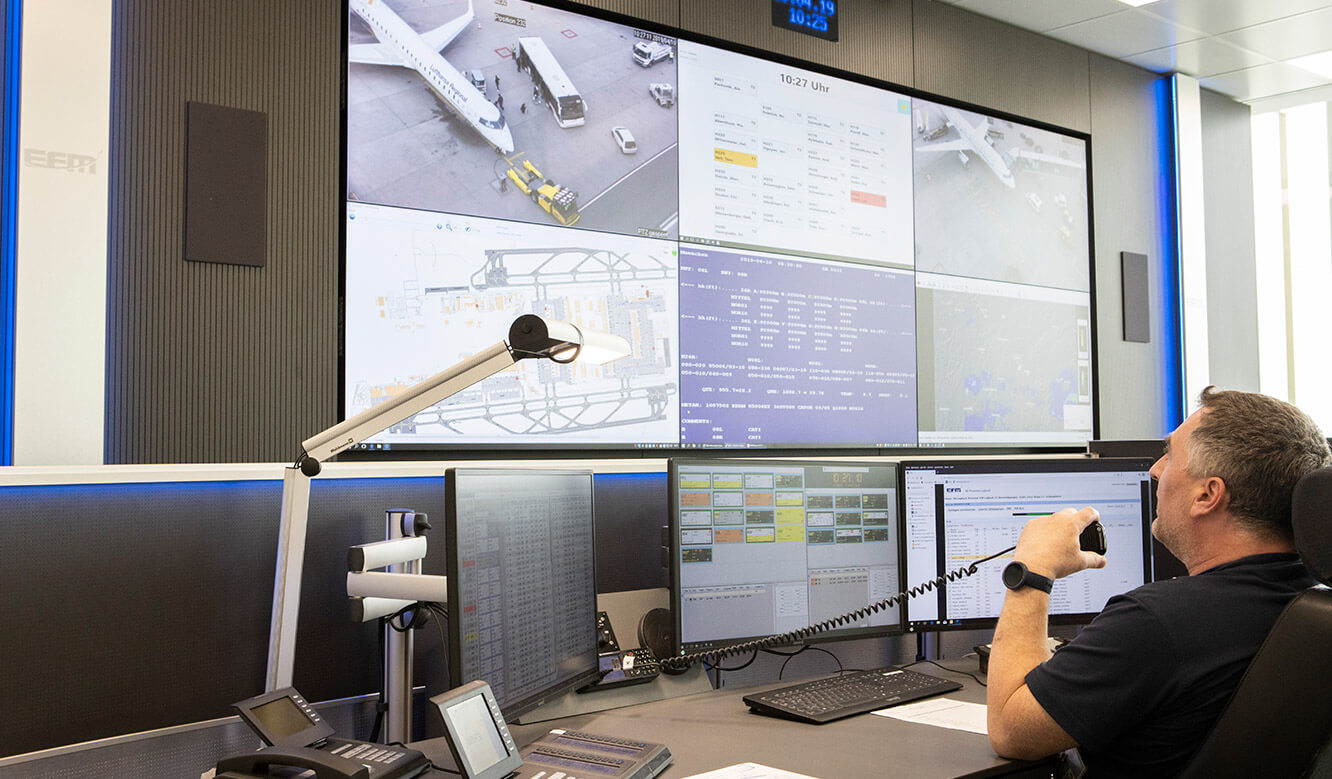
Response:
[343,0,1095,451]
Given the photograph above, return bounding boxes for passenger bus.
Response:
[515,37,586,128]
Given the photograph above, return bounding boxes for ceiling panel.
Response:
[1216,7,1332,61]
[1048,10,1209,59]
[939,0,1332,103]
[1122,38,1272,78]
[951,0,1126,34]
[1198,61,1332,102]
[1141,0,1332,36]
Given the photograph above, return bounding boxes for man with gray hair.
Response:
[986,387,1330,778]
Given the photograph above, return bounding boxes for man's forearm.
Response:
[987,587,1053,739]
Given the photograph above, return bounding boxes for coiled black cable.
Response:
[658,544,1016,672]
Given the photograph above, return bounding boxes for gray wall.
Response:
[1200,89,1259,393]
[104,0,1253,461]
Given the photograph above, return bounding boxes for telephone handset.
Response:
[218,687,429,779]
[660,521,1107,671]
[215,745,370,779]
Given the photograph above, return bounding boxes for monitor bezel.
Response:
[668,456,906,658]
[898,456,1155,633]
[338,0,1101,456]
[444,467,602,720]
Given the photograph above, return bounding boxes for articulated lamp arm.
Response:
[264,314,629,691]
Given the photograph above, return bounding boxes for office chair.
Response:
[1175,467,1332,779]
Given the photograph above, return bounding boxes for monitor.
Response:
[445,468,600,719]
[342,0,1098,454]
[669,458,904,657]
[900,457,1153,631]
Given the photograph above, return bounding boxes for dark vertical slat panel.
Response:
[108,1,339,463]
[573,0,680,28]
[912,0,1090,133]
[678,0,913,88]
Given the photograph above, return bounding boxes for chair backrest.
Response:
[1176,467,1332,779]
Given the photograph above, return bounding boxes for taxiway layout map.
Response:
[345,204,680,445]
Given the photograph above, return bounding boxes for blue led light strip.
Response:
[0,0,19,464]
[1157,76,1184,432]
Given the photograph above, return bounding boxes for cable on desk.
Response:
[660,546,1015,672]
[762,645,843,679]
[703,649,758,672]
[902,658,987,687]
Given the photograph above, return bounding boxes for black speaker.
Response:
[638,608,687,674]
[185,101,268,267]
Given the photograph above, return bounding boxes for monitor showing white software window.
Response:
[900,458,1154,631]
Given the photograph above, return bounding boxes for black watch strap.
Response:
[1003,561,1054,593]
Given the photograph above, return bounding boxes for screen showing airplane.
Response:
[342,0,1097,452]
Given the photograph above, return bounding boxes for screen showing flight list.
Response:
[343,0,1096,452]
[900,459,1153,630]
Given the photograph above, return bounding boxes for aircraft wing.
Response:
[420,0,474,53]
[347,42,405,67]
[914,139,971,153]
[1011,149,1086,170]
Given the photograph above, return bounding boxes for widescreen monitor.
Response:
[444,468,600,719]
[900,457,1153,631]
[343,0,1095,452]
[669,458,904,656]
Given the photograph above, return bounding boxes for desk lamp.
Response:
[265,314,631,693]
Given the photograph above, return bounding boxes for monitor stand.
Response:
[514,589,714,724]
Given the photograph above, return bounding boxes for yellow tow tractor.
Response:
[504,159,580,226]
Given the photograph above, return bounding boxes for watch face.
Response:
[1002,561,1025,589]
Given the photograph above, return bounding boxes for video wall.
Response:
[343,0,1094,451]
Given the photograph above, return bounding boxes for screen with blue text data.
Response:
[343,0,1095,452]
[670,459,903,654]
[900,458,1153,631]
[445,469,600,718]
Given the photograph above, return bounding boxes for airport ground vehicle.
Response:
[504,158,580,225]
[649,82,675,107]
[611,126,637,154]
[632,40,672,67]
[515,37,585,127]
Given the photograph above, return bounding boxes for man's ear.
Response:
[1191,475,1229,517]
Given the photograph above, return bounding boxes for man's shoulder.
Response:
[1108,554,1313,629]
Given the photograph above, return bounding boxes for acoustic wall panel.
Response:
[573,0,680,28]
[679,0,913,88]
[106,0,340,464]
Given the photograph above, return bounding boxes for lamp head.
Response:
[508,314,631,365]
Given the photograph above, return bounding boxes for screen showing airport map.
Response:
[342,0,1095,450]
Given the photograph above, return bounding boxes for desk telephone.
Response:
[579,611,661,692]
[214,687,429,779]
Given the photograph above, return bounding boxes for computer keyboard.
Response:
[741,666,963,724]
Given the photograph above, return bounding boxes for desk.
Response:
[414,662,1056,779]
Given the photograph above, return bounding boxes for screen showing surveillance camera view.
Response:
[343,0,1095,450]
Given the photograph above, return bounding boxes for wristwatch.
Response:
[1002,561,1054,593]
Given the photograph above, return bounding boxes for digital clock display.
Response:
[772,0,838,42]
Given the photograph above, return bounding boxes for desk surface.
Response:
[416,662,1052,779]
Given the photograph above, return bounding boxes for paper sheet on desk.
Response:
[873,697,988,735]
[682,762,822,779]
